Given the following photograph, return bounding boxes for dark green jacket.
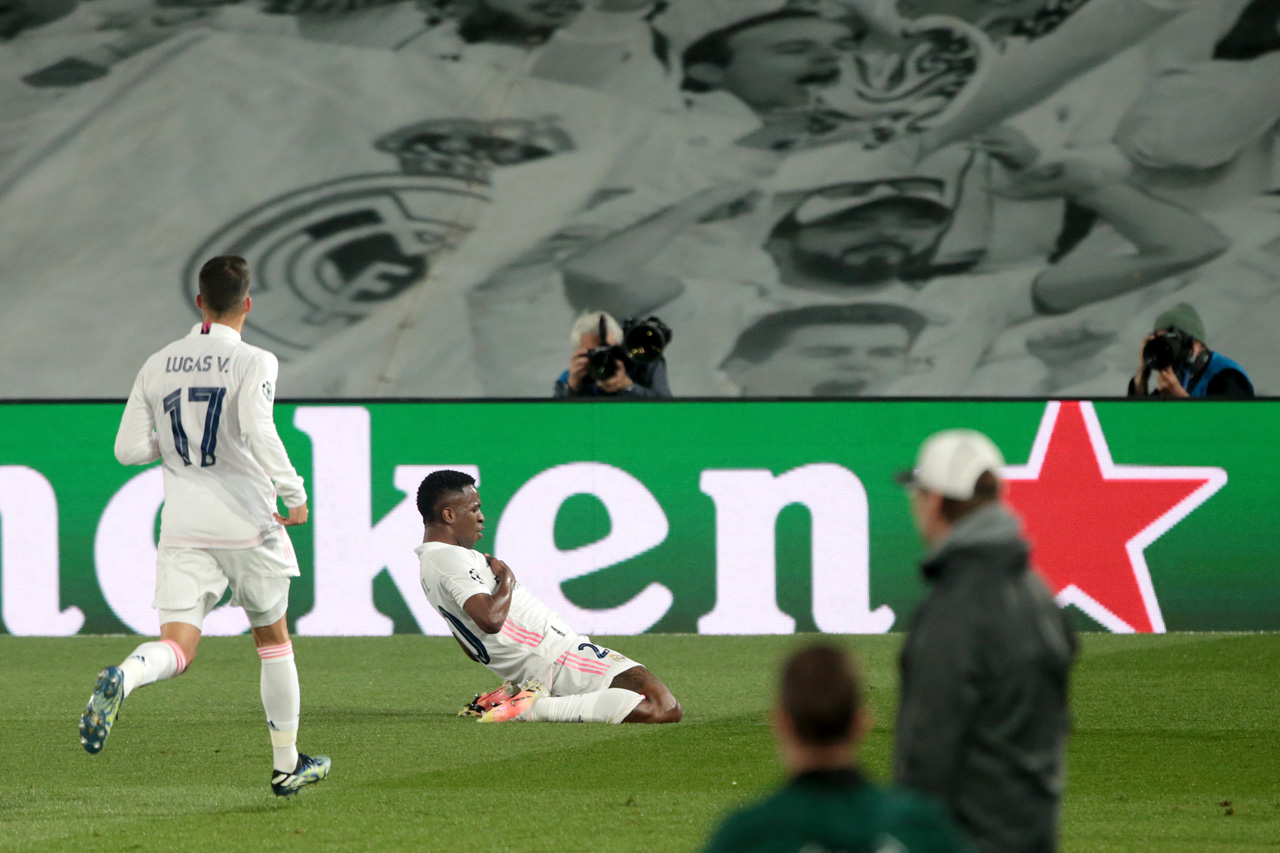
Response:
[894,504,1077,853]
[704,768,974,853]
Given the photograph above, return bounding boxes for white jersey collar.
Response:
[188,321,242,341]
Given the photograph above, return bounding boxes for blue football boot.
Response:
[271,753,331,797]
[79,666,124,754]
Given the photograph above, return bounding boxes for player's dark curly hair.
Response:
[416,470,476,522]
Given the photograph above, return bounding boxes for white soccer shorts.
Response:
[154,529,300,629]
[547,636,643,697]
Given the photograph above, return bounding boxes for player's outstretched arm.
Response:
[1018,161,1229,314]
[238,351,307,511]
[559,183,758,318]
[922,0,1194,156]
[114,371,160,466]
[461,557,516,634]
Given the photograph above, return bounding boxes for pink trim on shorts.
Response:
[555,651,609,675]
[162,639,189,675]
[561,650,610,668]
[257,642,294,660]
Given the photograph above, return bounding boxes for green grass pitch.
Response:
[3,633,1278,852]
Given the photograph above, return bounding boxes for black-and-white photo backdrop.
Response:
[2,0,1277,397]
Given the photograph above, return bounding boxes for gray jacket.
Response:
[894,504,1077,853]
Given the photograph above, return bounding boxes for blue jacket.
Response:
[1184,352,1252,398]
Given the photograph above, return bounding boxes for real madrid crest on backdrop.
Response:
[184,116,577,357]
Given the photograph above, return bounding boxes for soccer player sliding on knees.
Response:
[415,470,681,724]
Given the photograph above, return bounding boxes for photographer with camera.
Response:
[554,311,673,399]
[1129,304,1253,399]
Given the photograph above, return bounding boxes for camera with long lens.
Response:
[621,316,672,364]
[1142,327,1194,372]
[585,315,622,381]
[584,315,673,382]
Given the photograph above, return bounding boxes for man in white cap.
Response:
[895,429,1077,853]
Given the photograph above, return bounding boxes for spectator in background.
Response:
[720,302,929,397]
[554,311,672,398]
[1128,302,1254,398]
[679,9,870,150]
[703,644,973,853]
[895,429,1076,853]
[675,3,993,153]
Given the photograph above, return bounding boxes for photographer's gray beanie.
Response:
[1153,303,1206,343]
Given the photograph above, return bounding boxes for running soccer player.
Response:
[415,470,682,724]
[78,256,330,797]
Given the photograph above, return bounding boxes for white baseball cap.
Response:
[792,178,950,225]
[895,429,1005,499]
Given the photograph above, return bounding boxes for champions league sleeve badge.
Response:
[184,116,576,359]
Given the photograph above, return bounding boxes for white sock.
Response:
[520,688,643,724]
[119,639,186,699]
[258,642,300,773]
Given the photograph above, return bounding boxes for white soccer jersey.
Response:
[115,322,306,549]
[417,541,580,686]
